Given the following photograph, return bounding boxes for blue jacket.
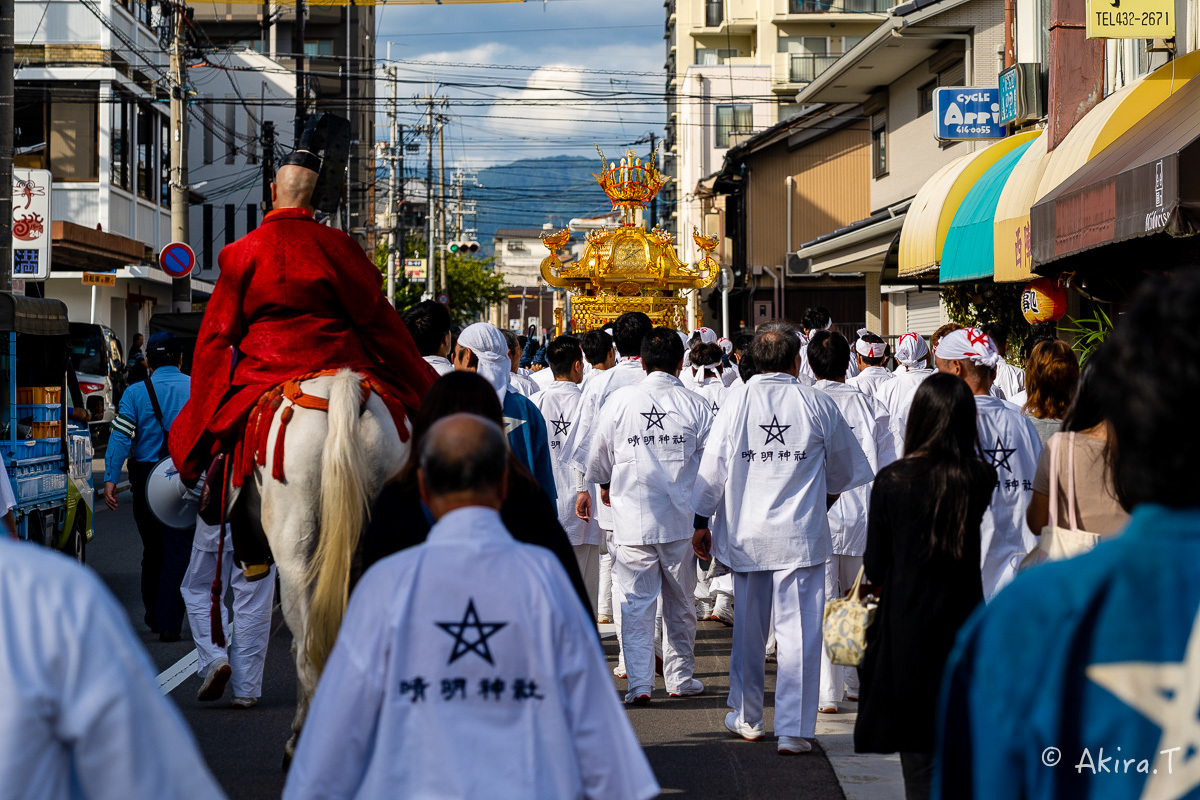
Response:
[935,505,1200,799]
[104,367,191,484]
[502,390,557,505]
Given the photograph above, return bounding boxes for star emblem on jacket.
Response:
[435,599,508,665]
[503,416,526,435]
[550,414,572,437]
[759,414,790,446]
[983,436,1017,473]
[641,405,667,431]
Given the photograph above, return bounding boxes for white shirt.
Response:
[814,380,900,556]
[691,373,874,572]
[585,372,713,546]
[531,381,601,547]
[687,373,732,416]
[509,371,540,397]
[0,540,226,800]
[284,507,658,800]
[0,458,15,517]
[423,355,454,377]
[847,365,894,400]
[721,365,739,387]
[974,395,1043,601]
[875,367,936,445]
[530,366,557,392]
[994,361,1026,401]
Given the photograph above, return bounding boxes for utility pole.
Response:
[293,0,306,147]
[424,96,434,298]
[0,0,13,293]
[261,120,275,212]
[169,0,190,312]
[385,63,398,307]
[343,0,354,232]
[397,123,405,280]
[454,171,463,239]
[438,118,446,294]
[649,131,658,230]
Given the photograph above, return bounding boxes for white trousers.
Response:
[820,554,863,704]
[573,543,601,615]
[729,565,824,738]
[598,528,615,617]
[611,538,697,696]
[180,536,276,699]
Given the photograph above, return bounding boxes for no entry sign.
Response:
[159,242,196,278]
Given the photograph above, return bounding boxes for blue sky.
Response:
[374,0,667,168]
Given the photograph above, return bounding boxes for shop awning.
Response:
[898,131,1039,278]
[1031,69,1200,266]
[940,139,1036,282]
[994,49,1200,282]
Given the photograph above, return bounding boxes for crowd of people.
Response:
[1,265,1194,799]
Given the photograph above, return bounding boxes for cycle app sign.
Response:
[934,88,1005,141]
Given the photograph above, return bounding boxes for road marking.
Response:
[158,649,199,695]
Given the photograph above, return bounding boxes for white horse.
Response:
[240,369,408,762]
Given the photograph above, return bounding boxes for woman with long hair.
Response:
[353,371,592,614]
[1025,345,1129,538]
[854,372,997,800]
[1021,339,1079,445]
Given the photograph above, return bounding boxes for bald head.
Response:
[271,164,319,213]
[417,413,509,517]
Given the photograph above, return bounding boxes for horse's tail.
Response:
[305,369,370,674]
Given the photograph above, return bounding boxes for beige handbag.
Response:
[1019,432,1101,571]
[822,565,876,667]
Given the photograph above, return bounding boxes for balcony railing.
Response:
[787,0,890,12]
[789,54,839,83]
[706,0,724,27]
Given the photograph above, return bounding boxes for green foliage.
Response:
[373,236,507,326]
[1058,305,1114,365]
[940,283,1031,364]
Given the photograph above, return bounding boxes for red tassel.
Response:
[273,404,293,482]
[210,458,229,649]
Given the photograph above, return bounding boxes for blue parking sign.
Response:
[933,87,1006,140]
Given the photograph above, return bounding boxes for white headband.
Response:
[895,332,930,367]
[694,327,717,344]
[457,323,511,399]
[936,328,1001,369]
[717,337,733,355]
[855,338,886,359]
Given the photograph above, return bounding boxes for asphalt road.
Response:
[87,483,846,800]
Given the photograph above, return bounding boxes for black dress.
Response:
[356,473,595,619]
[854,456,995,754]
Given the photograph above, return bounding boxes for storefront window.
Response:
[14,96,46,170]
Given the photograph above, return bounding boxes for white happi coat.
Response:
[813,380,900,556]
[847,365,894,400]
[584,372,713,546]
[974,395,1043,600]
[509,371,540,397]
[994,361,1025,401]
[691,373,874,572]
[284,507,658,800]
[875,367,936,445]
[0,540,226,800]
[423,355,455,377]
[531,380,601,547]
[530,366,557,392]
[687,373,732,416]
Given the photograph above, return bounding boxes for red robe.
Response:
[169,207,436,484]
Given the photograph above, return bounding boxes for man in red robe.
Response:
[169,162,436,487]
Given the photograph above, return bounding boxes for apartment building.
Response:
[664,0,890,244]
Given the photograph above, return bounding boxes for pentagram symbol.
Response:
[710,401,720,415]
[641,405,667,431]
[983,436,1017,473]
[550,414,572,437]
[435,599,508,666]
[759,415,791,446]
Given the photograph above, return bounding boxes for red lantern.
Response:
[1021,278,1067,324]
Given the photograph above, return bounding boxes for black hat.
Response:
[280,113,351,214]
[147,331,182,358]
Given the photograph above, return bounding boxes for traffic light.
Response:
[446,240,480,254]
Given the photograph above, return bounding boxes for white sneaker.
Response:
[696,600,714,621]
[669,678,704,698]
[624,691,652,706]
[818,702,838,714]
[197,658,231,702]
[724,711,764,741]
[713,602,735,626]
[777,736,813,755]
[612,664,627,679]
[231,696,258,709]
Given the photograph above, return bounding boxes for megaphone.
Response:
[145,457,204,530]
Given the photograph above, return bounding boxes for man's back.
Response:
[531,381,597,545]
[285,507,657,800]
[0,540,225,800]
[563,359,647,473]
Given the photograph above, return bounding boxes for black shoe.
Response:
[144,612,160,633]
[159,631,182,643]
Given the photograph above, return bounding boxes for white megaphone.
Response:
[145,457,205,530]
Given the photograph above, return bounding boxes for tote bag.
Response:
[1019,432,1101,571]
[822,565,876,667]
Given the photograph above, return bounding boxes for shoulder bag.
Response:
[1018,432,1101,571]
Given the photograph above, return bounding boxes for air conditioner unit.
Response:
[785,253,811,277]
